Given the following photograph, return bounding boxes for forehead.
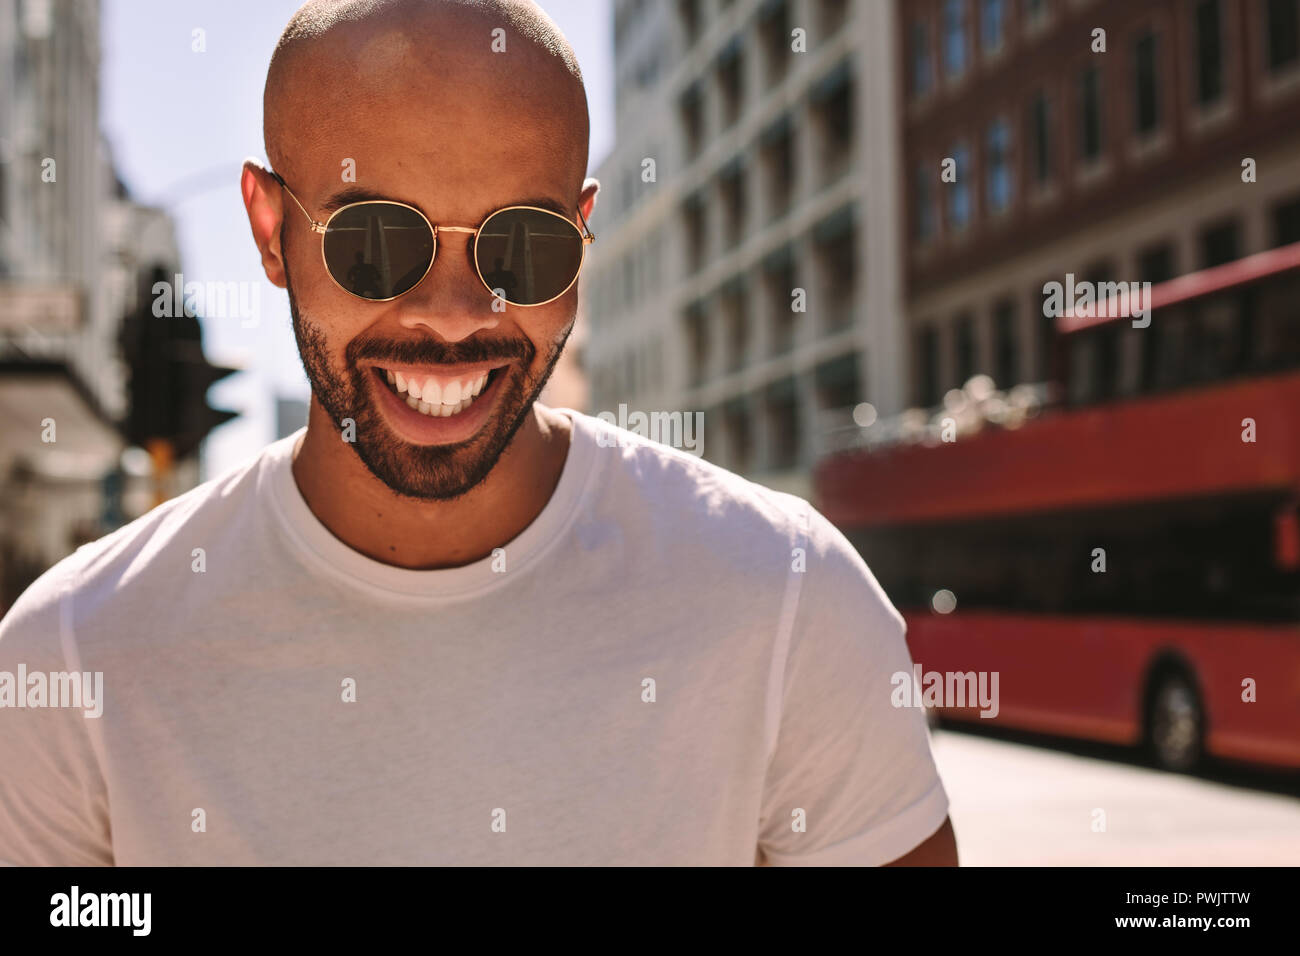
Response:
[274,23,583,216]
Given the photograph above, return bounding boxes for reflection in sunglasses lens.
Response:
[475,208,584,306]
[323,203,435,299]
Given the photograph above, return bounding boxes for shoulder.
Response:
[571,408,817,546]
[566,409,877,590]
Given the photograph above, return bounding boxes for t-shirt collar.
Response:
[262,408,602,601]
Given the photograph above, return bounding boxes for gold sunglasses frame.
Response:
[270,170,595,307]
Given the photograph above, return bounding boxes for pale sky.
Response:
[99,0,614,477]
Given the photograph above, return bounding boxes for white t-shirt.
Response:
[0,409,947,866]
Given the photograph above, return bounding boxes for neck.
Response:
[290,399,573,570]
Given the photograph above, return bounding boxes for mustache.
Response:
[346,333,534,368]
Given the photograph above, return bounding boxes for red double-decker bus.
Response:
[814,241,1300,772]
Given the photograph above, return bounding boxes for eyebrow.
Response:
[318,187,571,220]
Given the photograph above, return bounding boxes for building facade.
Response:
[582,0,904,497]
[900,0,1300,407]
[0,0,200,608]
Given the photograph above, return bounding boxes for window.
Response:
[813,208,856,330]
[765,252,797,355]
[1265,0,1300,73]
[812,66,854,179]
[985,118,1012,213]
[1194,0,1224,106]
[677,0,702,41]
[1134,31,1160,135]
[1274,194,1300,246]
[759,1,791,83]
[992,299,1018,387]
[766,381,800,469]
[819,0,850,36]
[761,119,796,219]
[916,325,940,406]
[1137,243,1176,284]
[850,492,1300,621]
[1078,264,1119,404]
[1201,220,1240,267]
[1086,323,1122,403]
[815,354,861,411]
[947,142,972,229]
[980,0,1006,55]
[1024,0,1050,31]
[914,162,936,242]
[684,304,710,385]
[679,86,704,158]
[1037,278,1057,380]
[1028,91,1052,185]
[717,43,744,128]
[720,166,746,248]
[1078,66,1104,161]
[724,401,753,472]
[683,194,708,270]
[724,286,749,372]
[954,313,976,385]
[942,0,968,78]
[911,21,933,97]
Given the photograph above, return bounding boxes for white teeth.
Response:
[385,368,494,418]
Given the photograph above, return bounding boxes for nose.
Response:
[394,230,500,342]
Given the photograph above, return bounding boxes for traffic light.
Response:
[120,266,239,461]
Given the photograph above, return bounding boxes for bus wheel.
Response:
[1145,669,1204,772]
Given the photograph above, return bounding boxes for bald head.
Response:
[264,0,590,195]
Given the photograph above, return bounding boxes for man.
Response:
[0,0,955,866]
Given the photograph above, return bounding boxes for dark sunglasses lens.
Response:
[322,203,434,299]
[475,208,584,305]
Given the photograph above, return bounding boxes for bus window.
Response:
[1189,293,1243,382]
[1117,325,1143,397]
[1254,273,1300,370]
[1094,324,1120,400]
[1068,333,1094,404]
[1151,305,1189,391]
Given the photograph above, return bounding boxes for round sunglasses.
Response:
[270,171,595,307]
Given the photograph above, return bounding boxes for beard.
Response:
[283,252,572,501]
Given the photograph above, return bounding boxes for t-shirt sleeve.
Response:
[757,504,949,866]
[0,571,113,866]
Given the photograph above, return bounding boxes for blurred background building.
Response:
[584,0,1300,494]
[902,0,1300,409]
[582,0,903,498]
[274,394,308,440]
[0,0,235,611]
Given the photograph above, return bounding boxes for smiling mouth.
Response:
[376,365,506,418]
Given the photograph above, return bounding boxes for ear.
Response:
[579,177,599,225]
[241,159,288,290]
